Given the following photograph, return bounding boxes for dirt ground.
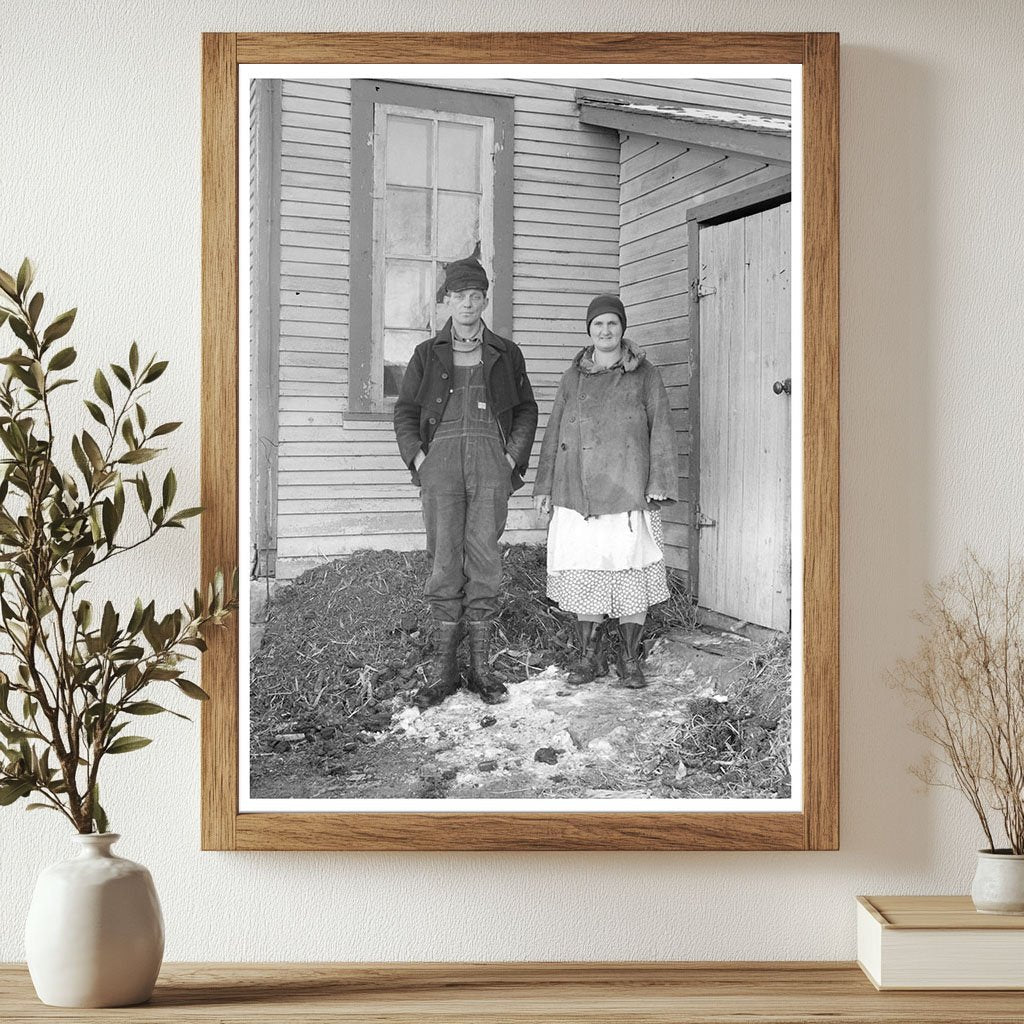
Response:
[250,625,791,801]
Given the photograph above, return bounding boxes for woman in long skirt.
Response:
[533,295,679,689]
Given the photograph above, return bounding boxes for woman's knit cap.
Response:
[585,293,627,332]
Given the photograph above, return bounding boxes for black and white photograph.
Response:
[243,66,800,810]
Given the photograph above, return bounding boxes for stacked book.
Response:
[857,895,1024,990]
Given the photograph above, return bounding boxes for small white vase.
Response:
[971,849,1024,915]
[25,833,164,1007]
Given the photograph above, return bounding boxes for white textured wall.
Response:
[2,0,1023,962]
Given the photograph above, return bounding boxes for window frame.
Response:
[372,102,495,408]
[349,79,514,416]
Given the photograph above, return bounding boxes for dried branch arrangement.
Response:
[0,259,235,833]
[895,552,1024,853]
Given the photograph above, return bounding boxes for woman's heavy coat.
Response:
[534,341,679,517]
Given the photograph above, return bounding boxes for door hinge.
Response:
[690,278,717,303]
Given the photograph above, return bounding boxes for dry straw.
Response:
[895,552,1024,853]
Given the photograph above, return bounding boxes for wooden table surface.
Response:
[3,962,1024,1023]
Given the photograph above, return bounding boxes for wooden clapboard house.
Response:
[250,76,792,631]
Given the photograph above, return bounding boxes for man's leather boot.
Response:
[415,620,462,708]
[465,620,509,705]
[567,619,607,686]
[614,622,647,689]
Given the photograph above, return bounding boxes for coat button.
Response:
[560,442,567,450]
[441,372,449,379]
[436,397,442,403]
[428,417,436,424]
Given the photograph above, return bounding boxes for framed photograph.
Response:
[201,32,838,850]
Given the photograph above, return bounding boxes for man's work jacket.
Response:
[393,319,538,491]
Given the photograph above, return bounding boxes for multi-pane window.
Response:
[372,105,495,403]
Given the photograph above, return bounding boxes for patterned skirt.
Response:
[546,507,671,618]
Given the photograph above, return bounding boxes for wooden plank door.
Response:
[697,202,791,630]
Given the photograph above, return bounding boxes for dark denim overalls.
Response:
[418,362,512,622]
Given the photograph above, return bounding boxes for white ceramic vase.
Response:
[25,833,164,1007]
[971,849,1024,915]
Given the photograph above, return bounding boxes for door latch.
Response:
[695,507,717,530]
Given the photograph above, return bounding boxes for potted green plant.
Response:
[896,552,1024,914]
[0,260,236,1006]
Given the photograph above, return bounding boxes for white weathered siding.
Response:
[413,77,790,117]
[618,130,790,575]
[270,78,623,579]
[265,76,791,579]
[274,80,353,576]
[250,81,281,576]
[592,77,791,117]
[509,87,621,554]
[249,83,259,562]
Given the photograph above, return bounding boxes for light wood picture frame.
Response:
[201,32,839,851]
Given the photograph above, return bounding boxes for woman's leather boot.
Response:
[567,619,607,686]
[615,622,647,689]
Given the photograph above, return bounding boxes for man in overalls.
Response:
[394,257,538,708]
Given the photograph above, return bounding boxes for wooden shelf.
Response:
[4,962,1024,1022]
